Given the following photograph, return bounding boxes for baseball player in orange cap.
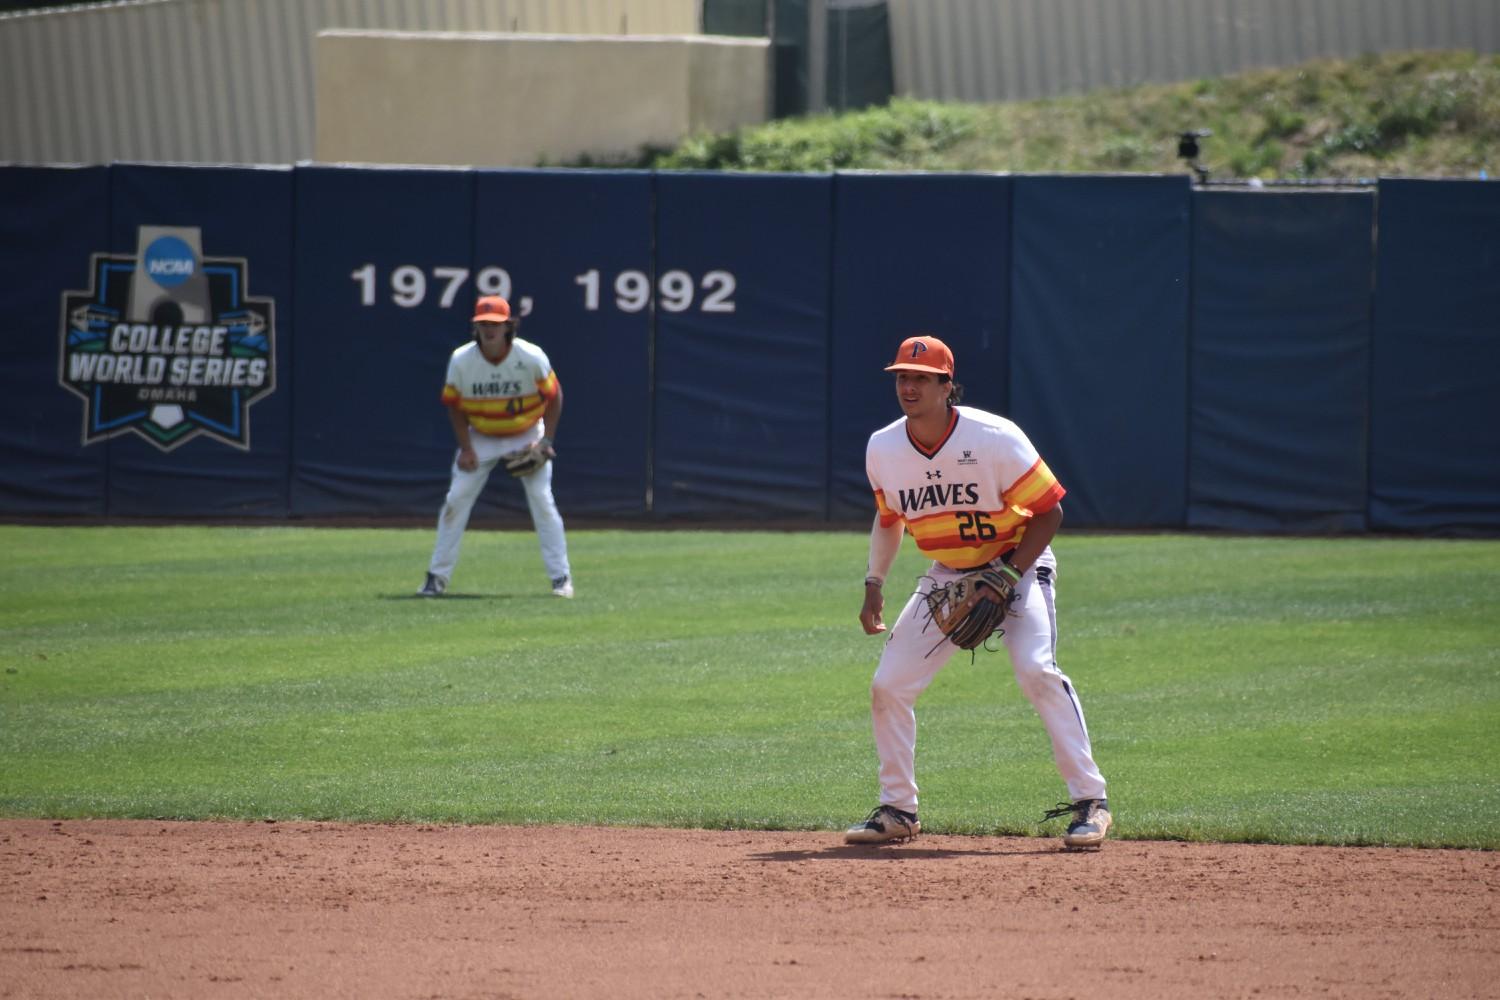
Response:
[417,295,573,599]
[846,334,1111,848]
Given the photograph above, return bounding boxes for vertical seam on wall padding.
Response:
[1003,176,1016,417]
[286,165,300,517]
[103,163,115,519]
[1183,180,1197,528]
[824,173,839,520]
[646,170,658,516]
[1365,183,1381,529]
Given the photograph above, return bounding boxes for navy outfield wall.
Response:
[1010,175,1192,529]
[1,163,1496,533]
[106,164,296,518]
[1369,179,1500,534]
[0,165,108,516]
[1189,189,1375,534]
[828,172,1013,520]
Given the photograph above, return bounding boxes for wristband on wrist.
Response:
[997,562,1022,584]
[864,575,883,588]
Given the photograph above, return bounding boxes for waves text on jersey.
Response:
[898,482,980,513]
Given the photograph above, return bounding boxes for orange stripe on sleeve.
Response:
[872,489,902,527]
[1004,458,1065,515]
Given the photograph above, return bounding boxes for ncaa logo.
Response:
[143,235,197,288]
[59,224,276,451]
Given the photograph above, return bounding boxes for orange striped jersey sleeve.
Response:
[1003,457,1065,517]
[535,370,560,400]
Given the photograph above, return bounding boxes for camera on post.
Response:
[1177,129,1212,183]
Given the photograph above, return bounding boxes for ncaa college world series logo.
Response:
[59,225,275,450]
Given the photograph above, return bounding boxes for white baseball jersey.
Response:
[866,405,1066,569]
[440,336,559,439]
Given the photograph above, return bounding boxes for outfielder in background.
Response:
[847,335,1110,848]
[418,295,573,599]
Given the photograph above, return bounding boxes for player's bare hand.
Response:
[456,447,478,472]
[859,587,887,634]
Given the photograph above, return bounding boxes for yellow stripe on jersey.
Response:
[903,507,1027,567]
[872,457,1065,569]
[1004,457,1065,516]
[443,372,560,438]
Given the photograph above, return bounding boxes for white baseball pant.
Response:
[869,546,1106,814]
[427,428,570,585]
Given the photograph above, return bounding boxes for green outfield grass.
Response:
[1,525,1496,848]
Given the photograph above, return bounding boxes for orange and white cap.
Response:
[884,335,954,376]
[472,295,512,323]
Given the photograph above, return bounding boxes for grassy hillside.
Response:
[611,50,1499,179]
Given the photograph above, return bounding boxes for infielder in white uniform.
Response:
[418,295,573,599]
[846,335,1111,848]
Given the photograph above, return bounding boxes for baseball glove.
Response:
[922,565,1021,650]
[502,438,555,478]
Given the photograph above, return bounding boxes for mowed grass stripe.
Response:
[1,526,1496,847]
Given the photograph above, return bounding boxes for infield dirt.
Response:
[2,819,1496,999]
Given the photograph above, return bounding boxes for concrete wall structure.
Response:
[314,31,769,168]
[0,0,702,165]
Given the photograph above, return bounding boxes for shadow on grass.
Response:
[380,592,527,601]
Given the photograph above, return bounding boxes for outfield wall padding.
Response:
[1009,175,1193,529]
[2,163,1497,534]
[827,172,1012,519]
[1188,189,1375,534]
[473,170,654,517]
[289,165,475,518]
[105,164,297,518]
[651,172,834,518]
[0,165,109,516]
[1369,179,1500,534]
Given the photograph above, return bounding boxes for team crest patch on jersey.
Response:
[59,225,276,451]
[957,449,978,466]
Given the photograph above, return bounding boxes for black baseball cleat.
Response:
[1043,798,1112,849]
[844,805,920,844]
[416,572,447,597]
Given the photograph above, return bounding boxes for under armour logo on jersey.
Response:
[926,470,942,480]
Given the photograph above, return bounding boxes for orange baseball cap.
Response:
[884,335,955,376]
[472,295,512,323]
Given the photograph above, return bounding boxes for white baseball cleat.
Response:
[1046,798,1112,849]
[416,572,447,597]
[550,575,574,599]
[845,805,920,844]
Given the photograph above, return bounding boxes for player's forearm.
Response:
[447,407,474,450]
[1008,503,1063,575]
[864,516,903,586]
[542,386,563,442]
